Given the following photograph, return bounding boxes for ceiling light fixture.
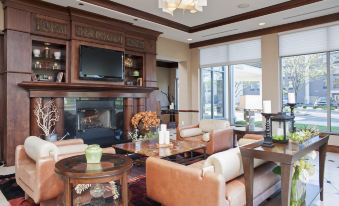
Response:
[187,38,193,41]
[159,0,207,15]
[259,22,266,26]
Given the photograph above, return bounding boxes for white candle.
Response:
[164,131,170,144]
[169,103,174,110]
[276,128,284,136]
[263,100,271,113]
[160,124,167,131]
[159,131,165,144]
[288,93,296,104]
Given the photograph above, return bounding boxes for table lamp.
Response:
[239,95,262,130]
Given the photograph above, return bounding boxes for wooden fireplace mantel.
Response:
[18,81,158,98]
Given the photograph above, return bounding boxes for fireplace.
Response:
[64,98,124,147]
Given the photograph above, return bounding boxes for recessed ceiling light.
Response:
[259,22,266,26]
[187,38,193,41]
[238,3,250,9]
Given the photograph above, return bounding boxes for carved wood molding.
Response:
[125,37,145,50]
[74,24,123,45]
[32,15,68,38]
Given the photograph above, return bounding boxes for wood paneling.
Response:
[190,12,339,48]
[144,53,157,88]
[136,98,146,112]
[54,98,64,137]
[4,30,31,73]
[30,97,40,137]
[5,7,30,32]
[1,0,160,165]
[3,73,30,165]
[31,14,70,40]
[123,98,134,140]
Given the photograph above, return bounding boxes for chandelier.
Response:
[159,0,207,15]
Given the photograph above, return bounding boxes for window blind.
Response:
[228,39,261,63]
[200,45,228,67]
[200,39,261,67]
[279,24,339,57]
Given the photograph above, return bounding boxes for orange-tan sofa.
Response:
[15,136,115,204]
[146,137,280,206]
[177,119,234,155]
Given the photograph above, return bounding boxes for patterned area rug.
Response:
[0,174,159,206]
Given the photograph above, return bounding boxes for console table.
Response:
[239,135,329,206]
[55,154,132,206]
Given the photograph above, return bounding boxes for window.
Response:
[230,63,262,125]
[281,53,327,131]
[201,67,226,119]
[200,39,262,121]
[280,24,339,133]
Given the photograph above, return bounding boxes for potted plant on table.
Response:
[129,111,160,141]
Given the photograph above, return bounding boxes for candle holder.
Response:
[287,103,296,132]
[261,113,274,148]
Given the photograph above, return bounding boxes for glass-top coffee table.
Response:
[113,138,207,164]
[55,154,132,206]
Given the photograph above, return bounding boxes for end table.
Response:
[240,135,329,206]
[55,154,132,206]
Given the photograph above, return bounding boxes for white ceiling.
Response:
[43,0,339,44]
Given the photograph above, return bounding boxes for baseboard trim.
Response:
[327,145,339,153]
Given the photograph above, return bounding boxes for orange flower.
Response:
[131,111,160,130]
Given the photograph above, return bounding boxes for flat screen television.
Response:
[79,45,124,81]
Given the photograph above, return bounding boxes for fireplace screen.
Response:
[64,98,124,146]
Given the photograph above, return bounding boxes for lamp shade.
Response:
[239,95,262,110]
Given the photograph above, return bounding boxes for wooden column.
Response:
[136,98,146,112]
[30,98,41,137]
[2,28,31,165]
[54,98,64,137]
[123,98,134,140]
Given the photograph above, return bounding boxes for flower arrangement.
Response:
[289,127,319,143]
[273,127,319,206]
[129,111,160,141]
[33,98,60,138]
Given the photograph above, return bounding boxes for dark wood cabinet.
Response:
[1,0,160,165]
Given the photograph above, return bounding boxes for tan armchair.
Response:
[15,137,115,204]
[177,119,233,155]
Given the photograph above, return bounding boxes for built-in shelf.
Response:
[18,81,158,98]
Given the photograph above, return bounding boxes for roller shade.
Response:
[200,39,261,67]
[279,24,339,57]
[228,39,261,63]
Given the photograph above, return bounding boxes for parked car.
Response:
[313,97,337,108]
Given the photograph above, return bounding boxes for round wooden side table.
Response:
[55,153,132,206]
[233,126,265,147]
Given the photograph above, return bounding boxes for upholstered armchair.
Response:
[177,119,233,155]
[15,136,115,204]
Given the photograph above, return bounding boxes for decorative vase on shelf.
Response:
[85,144,103,164]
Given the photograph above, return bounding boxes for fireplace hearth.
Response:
[64,98,124,147]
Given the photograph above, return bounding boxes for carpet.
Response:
[0,174,160,206]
